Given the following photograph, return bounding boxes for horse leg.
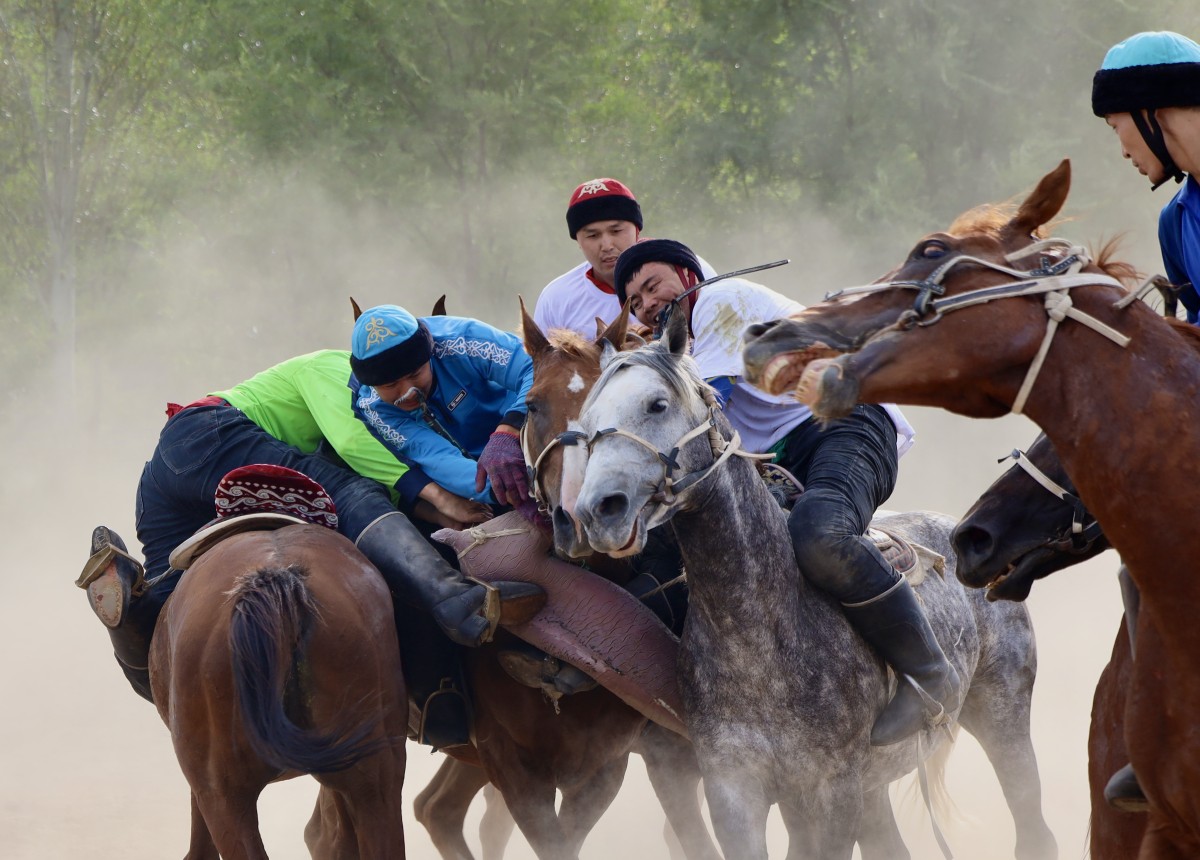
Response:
[479,783,517,860]
[489,763,574,860]
[412,756,489,860]
[313,743,407,860]
[855,784,908,860]
[958,673,1058,860]
[190,786,269,860]
[702,770,772,860]
[185,792,221,860]
[638,724,721,860]
[777,772,860,860]
[305,787,361,860]
[557,754,629,856]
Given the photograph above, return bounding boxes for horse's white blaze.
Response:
[567,370,585,393]
[558,419,588,521]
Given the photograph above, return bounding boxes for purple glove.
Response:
[475,430,531,507]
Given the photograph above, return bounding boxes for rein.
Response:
[1000,448,1104,555]
[822,239,1160,414]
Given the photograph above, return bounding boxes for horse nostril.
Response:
[744,320,778,341]
[596,493,629,521]
[953,524,994,563]
[553,506,574,531]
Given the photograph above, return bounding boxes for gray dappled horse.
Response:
[561,312,1057,860]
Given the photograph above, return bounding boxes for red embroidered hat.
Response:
[566,178,643,239]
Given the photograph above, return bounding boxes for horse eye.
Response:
[920,241,948,259]
[526,401,539,415]
[649,398,668,414]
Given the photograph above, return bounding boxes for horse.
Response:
[563,309,1057,859]
[953,432,1146,858]
[740,158,1200,858]
[147,523,408,859]
[410,300,718,860]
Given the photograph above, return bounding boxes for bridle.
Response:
[520,420,587,513]
[582,378,771,523]
[999,448,1105,556]
[821,238,1162,414]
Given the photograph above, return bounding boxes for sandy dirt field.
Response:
[1,398,1125,859]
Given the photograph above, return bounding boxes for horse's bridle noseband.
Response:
[521,421,588,512]
[820,238,1160,415]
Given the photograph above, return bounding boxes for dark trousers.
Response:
[134,404,397,611]
[777,404,900,604]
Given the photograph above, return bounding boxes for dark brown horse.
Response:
[953,432,1145,859]
[411,301,718,860]
[741,158,1200,858]
[149,523,408,859]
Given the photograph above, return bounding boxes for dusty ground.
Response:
[0,400,1123,859]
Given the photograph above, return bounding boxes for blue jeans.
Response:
[133,404,397,615]
[776,404,901,604]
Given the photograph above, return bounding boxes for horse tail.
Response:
[228,563,384,774]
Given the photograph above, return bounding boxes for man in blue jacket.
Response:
[350,305,539,523]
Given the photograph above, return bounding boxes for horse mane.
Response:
[546,328,600,360]
[586,344,706,412]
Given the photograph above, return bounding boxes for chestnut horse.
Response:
[411,301,718,860]
[149,523,408,859]
[741,158,1200,858]
[953,432,1145,858]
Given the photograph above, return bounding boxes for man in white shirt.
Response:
[534,178,714,336]
[614,238,960,748]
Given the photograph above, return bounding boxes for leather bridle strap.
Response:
[1000,448,1104,552]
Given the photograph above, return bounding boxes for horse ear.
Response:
[1006,159,1071,239]
[350,297,364,322]
[432,294,448,316]
[598,338,620,369]
[519,296,552,361]
[662,303,690,356]
[596,302,631,352]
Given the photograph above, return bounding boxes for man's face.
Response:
[576,220,639,286]
[373,362,434,410]
[624,261,687,327]
[1106,112,1166,186]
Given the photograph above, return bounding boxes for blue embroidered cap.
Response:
[1092,31,1200,116]
[350,305,434,386]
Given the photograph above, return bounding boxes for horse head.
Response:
[519,298,638,558]
[570,310,725,558]
[953,432,1110,601]
[742,159,1137,421]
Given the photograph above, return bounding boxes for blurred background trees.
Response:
[0,0,1194,408]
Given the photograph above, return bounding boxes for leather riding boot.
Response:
[843,577,963,746]
[496,641,598,697]
[76,526,155,702]
[1104,763,1150,813]
[355,512,546,648]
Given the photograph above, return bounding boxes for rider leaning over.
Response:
[1091,27,1200,812]
[612,238,960,746]
[78,348,544,752]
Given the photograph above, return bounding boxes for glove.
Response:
[475,430,531,507]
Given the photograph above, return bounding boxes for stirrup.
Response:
[76,531,146,629]
[904,672,955,738]
[416,678,473,752]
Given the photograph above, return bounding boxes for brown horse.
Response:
[953,432,1145,858]
[410,302,718,860]
[148,523,408,859]
[741,158,1200,858]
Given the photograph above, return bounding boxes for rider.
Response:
[1090,28,1200,811]
[1093,30,1200,321]
[78,348,544,752]
[613,238,961,746]
[534,178,716,336]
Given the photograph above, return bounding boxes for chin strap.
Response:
[1131,109,1185,190]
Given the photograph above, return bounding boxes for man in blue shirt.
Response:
[350,305,539,523]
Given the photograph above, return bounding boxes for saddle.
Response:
[170,465,339,570]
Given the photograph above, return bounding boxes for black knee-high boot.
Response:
[354,511,545,648]
[842,577,963,746]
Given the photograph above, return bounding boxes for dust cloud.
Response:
[0,104,1167,858]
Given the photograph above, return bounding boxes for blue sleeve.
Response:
[705,376,736,408]
[460,319,535,427]
[354,387,496,504]
[1159,194,1200,324]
